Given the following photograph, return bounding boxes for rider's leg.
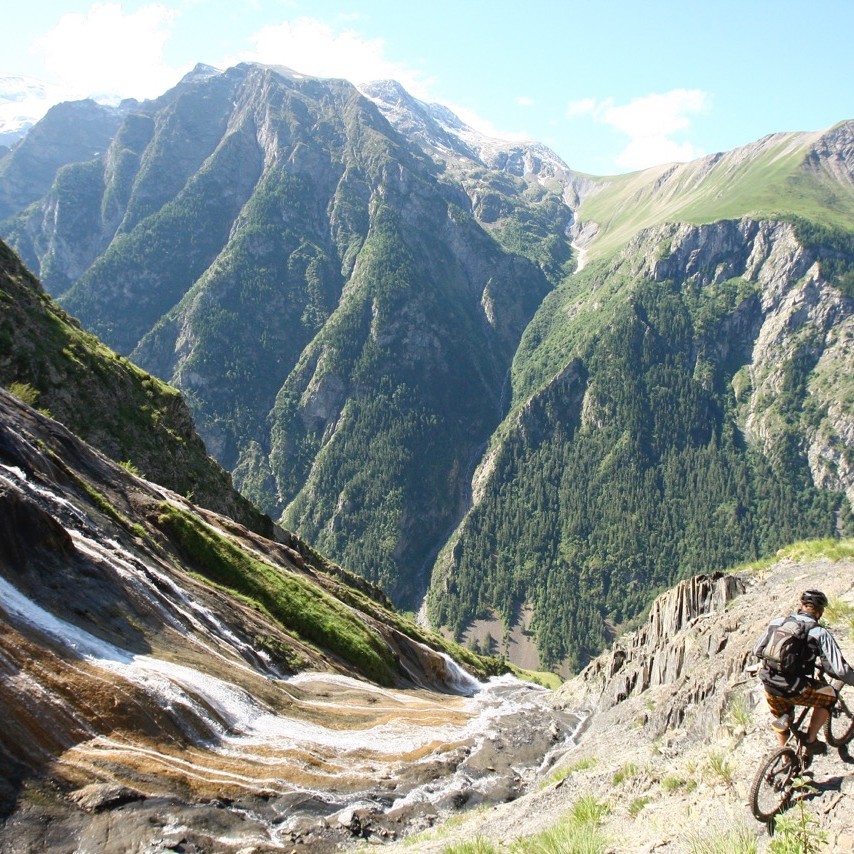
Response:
[807,705,830,742]
[802,683,837,745]
[765,692,793,746]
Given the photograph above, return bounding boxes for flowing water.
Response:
[0,460,582,850]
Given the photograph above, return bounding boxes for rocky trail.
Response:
[372,557,854,853]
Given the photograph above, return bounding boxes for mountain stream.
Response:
[0,460,583,850]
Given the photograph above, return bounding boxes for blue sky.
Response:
[4,0,853,175]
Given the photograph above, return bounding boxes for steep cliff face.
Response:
[557,572,748,734]
[0,98,128,223]
[631,217,854,504]
[429,215,853,671]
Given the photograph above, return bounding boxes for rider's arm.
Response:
[813,626,854,686]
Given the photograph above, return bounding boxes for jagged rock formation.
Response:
[382,553,854,852]
[570,573,747,729]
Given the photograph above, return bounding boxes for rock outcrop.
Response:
[562,573,746,732]
[382,554,854,852]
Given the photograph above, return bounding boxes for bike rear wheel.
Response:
[750,746,799,822]
[825,692,854,747]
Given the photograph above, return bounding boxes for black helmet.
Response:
[800,589,828,610]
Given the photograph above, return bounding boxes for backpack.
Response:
[760,616,811,675]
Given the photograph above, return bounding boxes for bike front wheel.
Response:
[825,691,854,747]
[750,746,799,823]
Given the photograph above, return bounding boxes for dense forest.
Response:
[429,273,847,669]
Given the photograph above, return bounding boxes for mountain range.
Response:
[1,62,853,673]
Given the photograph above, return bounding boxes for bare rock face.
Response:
[624,217,854,505]
[804,120,854,188]
[556,572,746,736]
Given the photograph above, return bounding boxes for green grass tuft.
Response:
[157,502,398,685]
[689,824,758,854]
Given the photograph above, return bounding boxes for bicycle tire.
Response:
[749,746,799,822]
[825,691,854,747]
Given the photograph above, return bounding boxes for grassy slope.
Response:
[579,125,854,260]
[0,238,274,535]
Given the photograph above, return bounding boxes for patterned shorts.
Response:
[765,683,837,717]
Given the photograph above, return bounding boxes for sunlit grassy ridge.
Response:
[736,537,854,575]
[579,125,854,259]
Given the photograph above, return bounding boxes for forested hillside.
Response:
[1,63,852,671]
[429,221,849,667]
[0,63,567,611]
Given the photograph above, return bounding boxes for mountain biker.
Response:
[753,589,854,756]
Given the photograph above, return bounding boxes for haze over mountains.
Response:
[1,61,853,674]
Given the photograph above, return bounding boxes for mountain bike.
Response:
[750,676,854,823]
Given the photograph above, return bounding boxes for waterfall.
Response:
[439,651,483,696]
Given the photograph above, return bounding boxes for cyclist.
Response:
[753,589,854,756]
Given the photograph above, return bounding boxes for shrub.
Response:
[628,797,650,818]
[569,795,610,826]
[6,381,40,406]
[725,694,752,728]
[441,839,499,854]
[510,795,610,853]
[119,459,141,476]
[767,779,827,853]
[545,756,598,786]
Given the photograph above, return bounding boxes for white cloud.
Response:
[566,97,598,117]
[568,89,710,170]
[34,3,186,101]
[601,89,708,139]
[239,17,433,98]
[446,102,532,143]
[237,17,529,145]
[516,96,535,108]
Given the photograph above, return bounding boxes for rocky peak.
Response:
[359,78,479,161]
[359,77,586,200]
[804,119,854,187]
